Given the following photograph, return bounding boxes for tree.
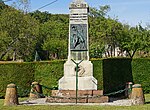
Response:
[11,0,31,13]
[29,11,69,60]
[89,16,106,58]
[43,37,67,59]
[117,24,150,58]
[41,19,68,59]
[89,5,110,18]
[0,7,39,61]
[29,10,52,23]
[0,0,4,4]
[89,6,111,58]
[89,6,124,58]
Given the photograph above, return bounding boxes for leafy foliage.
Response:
[34,61,64,95]
[103,58,133,94]
[117,25,150,58]
[92,59,103,90]
[0,62,35,97]
[89,5,110,17]
[0,59,150,97]
[40,16,69,59]
[0,7,39,61]
[132,58,150,93]
[0,3,150,61]
[29,10,52,23]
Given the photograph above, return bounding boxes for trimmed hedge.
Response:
[102,58,133,94]
[0,58,150,98]
[92,59,103,90]
[34,61,64,96]
[132,59,150,93]
[0,62,35,97]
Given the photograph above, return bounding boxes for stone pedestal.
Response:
[59,60,97,90]
[46,96,108,103]
[46,90,109,103]
[51,90,103,97]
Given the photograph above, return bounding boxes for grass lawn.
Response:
[0,94,150,110]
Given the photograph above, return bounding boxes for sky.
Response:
[5,0,150,27]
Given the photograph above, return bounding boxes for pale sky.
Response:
[5,0,150,27]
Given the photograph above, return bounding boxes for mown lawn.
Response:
[0,94,150,110]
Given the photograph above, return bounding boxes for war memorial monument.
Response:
[59,0,97,90]
[46,0,108,103]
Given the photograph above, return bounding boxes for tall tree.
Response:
[117,24,150,58]
[89,6,111,58]
[11,0,31,13]
[30,11,69,60]
[41,18,68,59]
[0,7,39,61]
[29,10,52,23]
[89,5,110,18]
[89,6,124,58]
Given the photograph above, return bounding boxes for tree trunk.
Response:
[126,49,137,59]
[13,51,16,61]
[0,39,18,60]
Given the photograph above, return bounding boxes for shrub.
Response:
[92,59,103,90]
[102,58,133,94]
[132,58,150,93]
[34,61,64,96]
[0,58,150,98]
[0,62,35,97]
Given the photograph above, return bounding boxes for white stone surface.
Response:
[59,60,97,90]
[63,60,93,77]
[59,76,97,90]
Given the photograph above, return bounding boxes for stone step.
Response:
[51,90,103,98]
[46,96,108,103]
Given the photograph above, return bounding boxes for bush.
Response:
[132,58,150,93]
[34,61,64,96]
[102,58,133,94]
[92,59,103,90]
[0,62,35,98]
[92,58,150,94]
[0,58,150,98]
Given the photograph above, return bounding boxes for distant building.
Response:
[103,45,127,58]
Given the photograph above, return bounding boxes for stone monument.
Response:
[59,0,97,90]
[46,0,108,103]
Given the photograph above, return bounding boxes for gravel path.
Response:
[20,98,133,106]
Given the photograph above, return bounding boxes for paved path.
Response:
[20,98,133,106]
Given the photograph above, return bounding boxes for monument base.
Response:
[59,60,97,90]
[46,90,109,103]
[59,76,97,90]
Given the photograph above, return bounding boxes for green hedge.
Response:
[34,61,64,96]
[132,59,150,93]
[92,59,103,90]
[0,62,35,97]
[0,58,150,98]
[102,58,133,94]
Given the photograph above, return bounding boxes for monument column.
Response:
[59,0,97,90]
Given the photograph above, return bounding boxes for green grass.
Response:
[0,94,150,110]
